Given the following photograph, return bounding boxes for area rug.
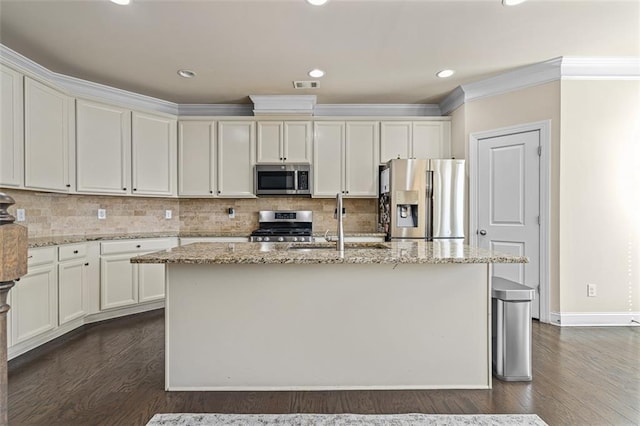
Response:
[146,413,548,426]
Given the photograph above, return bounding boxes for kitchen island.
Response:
[132,241,526,391]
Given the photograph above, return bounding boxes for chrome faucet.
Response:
[335,192,344,252]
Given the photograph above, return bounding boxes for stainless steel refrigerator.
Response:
[379,158,465,240]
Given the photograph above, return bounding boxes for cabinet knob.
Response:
[284,157,287,161]
[136,244,141,248]
[123,187,127,191]
[217,191,221,194]
[84,262,89,266]
[210,190,213,194]
[73,250,78,254]
[133,188,137,191]
[346,190,349,194]
[66,184,71,188]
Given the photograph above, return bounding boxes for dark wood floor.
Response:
[8,309,640,426]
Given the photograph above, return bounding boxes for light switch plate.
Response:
[16,209,25,222]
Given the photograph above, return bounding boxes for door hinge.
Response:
[537,146,542,156]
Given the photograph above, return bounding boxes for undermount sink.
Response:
[288,242,390,250]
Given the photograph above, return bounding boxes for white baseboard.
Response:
[550,311,640,326]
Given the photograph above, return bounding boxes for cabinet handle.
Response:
[210,190,213,194]
[136,244,141,248]
[123,187,127,191]
[284,157,287,161]
[66,184,71,188]
[84,262,89,266]
[73,250,78,254]
[217,191,221,194]
[346,190,349,194]
[133,188,137,191]
[28,255,33,259]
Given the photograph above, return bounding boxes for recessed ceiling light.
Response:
[308,69,325,78]
[436,69,455,78]
[502,0,527,5]
[177,69,196,79]
[306,0,329,6]
[110,0,131,5]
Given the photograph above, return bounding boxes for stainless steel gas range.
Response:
[249,210,314,243]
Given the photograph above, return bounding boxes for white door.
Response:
[138,263,165,303]
[344,121,379,197]
[283,121,312,163]
[217,121,255,197]
[313,121,344,197]
[0,65,24,187]
[477,130,540,318]
[100,255,138,310]
[58,260,88,324]
[178,121,216,196]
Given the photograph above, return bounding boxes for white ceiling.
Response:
[0,0,638,105]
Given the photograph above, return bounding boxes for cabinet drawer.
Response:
[101,239,173,255]
[28,247,56,267]
[58,243,87,261]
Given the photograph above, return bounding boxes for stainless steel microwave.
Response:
[254,164,312,196]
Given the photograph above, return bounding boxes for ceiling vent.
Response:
[293,81,320,89]
[249,95,317,116]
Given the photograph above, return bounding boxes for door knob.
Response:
[479,229,487,236]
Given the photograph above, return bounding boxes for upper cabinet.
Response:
[76,99,131,195]
[217,121,255,197]
[313,121,379,198]
[256,121,311,164]
[24,77,75,192]
[131,111,177,196]
[178,120,216,197]
[380,120,451,163]
[0,65,24,187]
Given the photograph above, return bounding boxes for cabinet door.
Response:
[217,121,255,197]
[345,121,379,197]
[283,121,312,163]
[412,121,451,159]
[24,77,73,192]
[100,254,138,310]
[380,121,412,163]
[12,264,57,344]
[0,66,24,187]
[76,100,131,194]
[58,260,88,325]
[132,111,177,196]
[178,121,216,196]
[138,263,165,303]
[256,121,283,163]
[313,122,344,197]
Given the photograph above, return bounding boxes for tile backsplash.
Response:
[2,189,377,238]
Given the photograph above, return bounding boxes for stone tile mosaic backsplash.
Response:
[2,189,377,238]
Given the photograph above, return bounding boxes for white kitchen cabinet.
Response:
[24,77,74,192]
[217,121,255,197]
[256,121,311,163]
[412,121,451,160]
[12,247,58,344]
[100,238,175,311]
[380,120,451,163]
[313,121,379,198]
[178,120,216,196]
[132,111,177,196]
[380,121,412,162]
[57,243,89,325]
[0,65,24,187]
[76,99,131,194]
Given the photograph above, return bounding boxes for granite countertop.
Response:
[27,232,387,248]
[131,241,528,265]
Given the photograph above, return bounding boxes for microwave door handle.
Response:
[294,170,299,192]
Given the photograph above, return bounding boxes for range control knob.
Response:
[277,236,284,242]
[264,237,270,242]
[256,237,263,242]
[292,237,298,242]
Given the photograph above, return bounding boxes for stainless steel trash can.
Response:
[491,277,535,381]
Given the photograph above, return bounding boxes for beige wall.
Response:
[2,188,378,238]
[559,79,640,313]
[453,81,562,312]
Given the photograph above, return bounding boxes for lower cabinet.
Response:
[11,248,57,345]
[58,260,88,325]
[100,238,175,311]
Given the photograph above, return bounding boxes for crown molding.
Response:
[561,57,640,79]
[314,104,441,117]
[178,104,254,117]
[0,44,179,115]
[440,56,640,115]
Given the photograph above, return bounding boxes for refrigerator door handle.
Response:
[426,170,433,240]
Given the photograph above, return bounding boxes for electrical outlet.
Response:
[165,210,172,219]
[16,209,26,222]
[587,283,597,297]
[228,208,235,219]
[98,209,106,220]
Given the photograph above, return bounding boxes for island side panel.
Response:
[166,262,490,390]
